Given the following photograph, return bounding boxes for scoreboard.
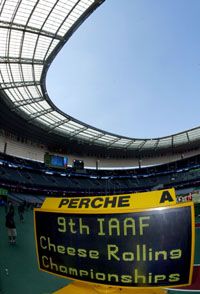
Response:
[44,153,68,169]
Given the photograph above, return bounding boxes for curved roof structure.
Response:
[0,0,200,156]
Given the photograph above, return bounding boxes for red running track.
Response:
[178,266,200,290]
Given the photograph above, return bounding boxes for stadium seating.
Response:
[1,152,200,198]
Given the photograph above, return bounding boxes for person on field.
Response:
[5,211,17,244]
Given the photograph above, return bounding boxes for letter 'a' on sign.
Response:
[159,191,174,203]
[34,201,195,291]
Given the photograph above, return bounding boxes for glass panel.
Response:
[21,32,38,59]
[173,133,188,145]
[67,121,84,128]
[9,30,23,57]
[188,129,200,140]
[36,117,50,126]
[34,35,53,60]
[45,39,59,59]
[157,138,172,148]
[59,125,74,132]
[37,100,50,109]
[33,65,43,80]
[52,112,67,120]
[28,0,55,30]
[14,0,36,25]
[0,29,7,56]
[0,65,11,83]
[0,1,16,22]
[142,140,157,148]
[21,64,34,81]
[5,89,21,101]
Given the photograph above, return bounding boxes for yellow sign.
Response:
[34,202,195,290]
[41,188,176,213]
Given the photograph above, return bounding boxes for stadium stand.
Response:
[1,152,200,198]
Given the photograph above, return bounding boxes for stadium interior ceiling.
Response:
[0,0,200,161]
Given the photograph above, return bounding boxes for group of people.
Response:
[177,193,193,203]
[5,201,25,244]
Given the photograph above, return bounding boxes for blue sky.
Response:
[47,0,200,139]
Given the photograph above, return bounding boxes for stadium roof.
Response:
[0,0,200,157]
